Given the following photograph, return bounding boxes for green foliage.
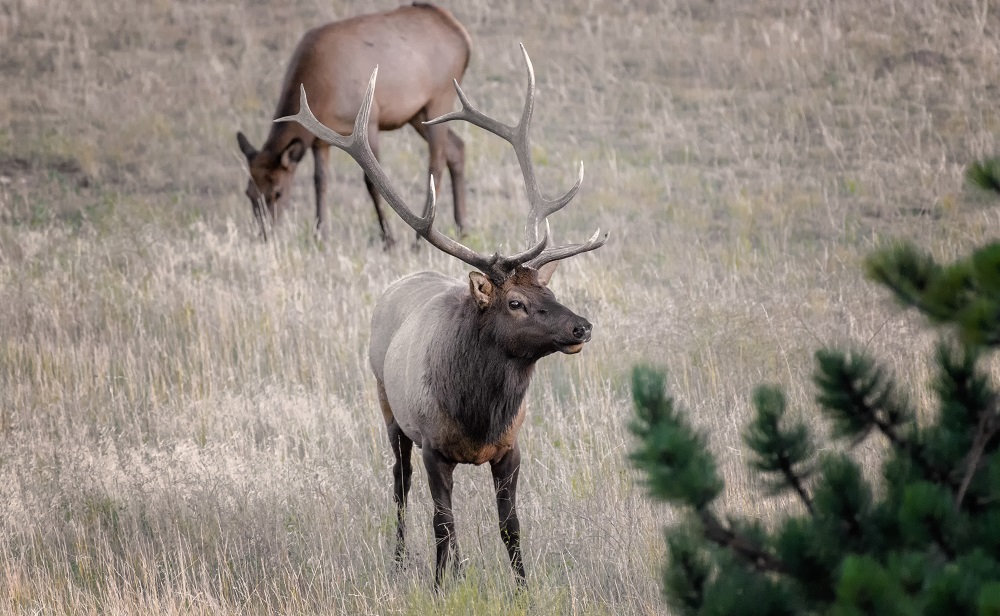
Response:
[662,528,713,614]
[630,171,1000,613]
[867,241,1000,346]
[979,582,1000,615]
[967,158,1000,194]
[630,367,723,509]
[813,349,913,443]
[832,555,916,616]
[744,387,815,503]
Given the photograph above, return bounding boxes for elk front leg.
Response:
[387,420,413,562]
[422,444,459,587]
[491,443,526,586]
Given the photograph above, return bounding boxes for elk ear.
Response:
[236,131,258,162]
[536,261,559,286]
[280,138,306,169]
[469,272,494,308]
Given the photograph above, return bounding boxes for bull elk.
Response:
[278,45,608,588]
[236,3,471,245]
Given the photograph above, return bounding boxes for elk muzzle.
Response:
[559,316,592,354]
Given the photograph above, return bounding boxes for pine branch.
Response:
[813,454,874,550]
[787,467,815,516]
[866,244,949,321]
[815,350,952,489]
[868,241,1000,348]
[697,509,789,575]
[872,409,965,497]
[956,408,1000,508]
[665,531,711,615]
[899,482,961,563]
[963,244,1000,347]
[745,386,815,514]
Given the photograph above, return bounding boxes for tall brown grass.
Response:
[1,0,999,613]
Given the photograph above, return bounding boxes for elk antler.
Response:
[276,45,607,280]
[425,44,609,269]
[275,71,544,280]
[276,70,548,281]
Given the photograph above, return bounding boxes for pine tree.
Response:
[630,162,1000,615]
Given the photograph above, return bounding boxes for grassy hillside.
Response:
[1,0,998,613]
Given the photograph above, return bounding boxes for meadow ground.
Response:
[1,0,999,613]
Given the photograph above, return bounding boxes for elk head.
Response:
[236,132,306,229]
[470,263,593,360]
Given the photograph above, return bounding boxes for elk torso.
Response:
[265,4,470,153]
[370,272,530,465]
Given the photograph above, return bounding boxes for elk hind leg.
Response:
[409,114,455,243]
[444,128,466,234]
[312,142,329,240]
[379,382,411,561]
[491,443,526,586]
[387,420,413,563]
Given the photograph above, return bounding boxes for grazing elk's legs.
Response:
[422,444,460,587]
[408,116,467,237]
[363,127,396,249]
[444,128,467,233]
[424,123,449,218]
[312,142,330,239]
[387,421,413,562]
[491,443,526,586]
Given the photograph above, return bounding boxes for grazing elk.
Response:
[236,3,472,245]
[278,45,608,588]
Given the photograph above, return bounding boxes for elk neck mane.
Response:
[425,291,535,445]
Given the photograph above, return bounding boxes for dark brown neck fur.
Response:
[426,293,536,445]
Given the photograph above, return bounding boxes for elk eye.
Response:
[273,190,282,201]
[508,300,522,310]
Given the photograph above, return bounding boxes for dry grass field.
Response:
[2,0,999,613]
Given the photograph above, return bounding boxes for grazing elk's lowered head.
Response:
[278,44,608,589]
[237,134,303,225]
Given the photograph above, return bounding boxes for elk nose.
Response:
[572,319,592,340]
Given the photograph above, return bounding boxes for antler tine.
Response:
[278,68,509,277]
[527,228,610,270]
[494,219,550,271]
[524,160,583,248]
[425,79,516,142]
[276,83,355,151]
[425,44,585,254]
